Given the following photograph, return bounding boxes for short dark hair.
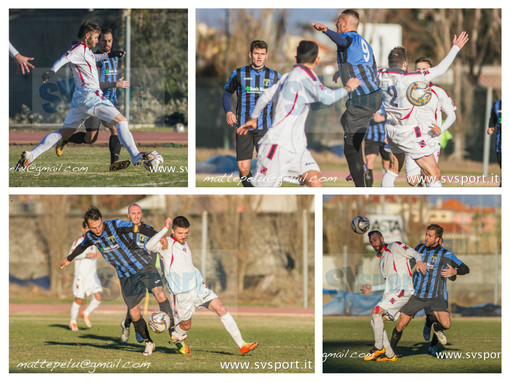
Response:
[388,46,407,68]
[84,206,102,223]
[296,40,318,64]
[415,56,433,67]
[340,9,360,22]
[102,27,114,36]
[172,216,190,229]
[427,224,444,239]
[82,220,88,229]
[250,40,268,53]
[368,230,383,239]
[78,21,101,39]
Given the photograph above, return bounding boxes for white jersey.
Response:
[252,64,348,153]
[145,227,201,294]
[70,235,99,278]
[374,241,422,294]
[51,42,108,92]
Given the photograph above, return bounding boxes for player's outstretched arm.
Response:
[312,22,327,32]
[426,31,469,82]
[453,31,469,50]
[164,217,172,230]
[344,78,361,93]
[415,260,428,275]
[60,258,71,269]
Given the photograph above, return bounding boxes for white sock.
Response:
[83,296,101,316]
[371,314,385,350]
[70,302,80,323]
[382,329,394,357]
[30,131,63,161]
[220,312,244,348]
[171,324,188,342]
[381,170,398,187]
[116,121,140,162]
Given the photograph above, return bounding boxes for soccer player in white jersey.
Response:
[378,31,468,187]
[360,230,427,362]
[237,40,361,187]
[145,216,259,355]
[15,21,146,171]
[69,221,103,331]
[405,57,457,186]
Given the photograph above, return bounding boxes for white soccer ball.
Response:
[143,151,164,172]
[406,81,432,106]
[351,216,370,234]
[148,311,170,333]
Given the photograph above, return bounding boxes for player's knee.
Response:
[179,321,191,331]
[75,298,83,305]
[86,133,98,144]
[441,318,451,329]
[95,293,103,302]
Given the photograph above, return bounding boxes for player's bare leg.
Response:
[381,152,404,187]
[237,159,254,187]
[301,170,323,187]
[389,312,413,355]
[415,154,441,187]
[431,311,451,345]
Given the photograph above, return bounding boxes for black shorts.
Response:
[119,266,163,310]
[235,128,267,161]
[365,139,390,161]
[341,90,382,146]
[400,295,448,317]
[84,116,103,131]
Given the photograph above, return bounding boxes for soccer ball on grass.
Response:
[351,216,370,234]
[142,151,164,172]
[148,311,170,333]
[406,81,432,106]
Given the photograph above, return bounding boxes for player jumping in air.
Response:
[15,21,148,171]
[361,230,427,362]
[237,40,361,187]
[146,216,259,355]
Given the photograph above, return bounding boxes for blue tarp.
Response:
[9,274,50,290]
[196,155,256,174]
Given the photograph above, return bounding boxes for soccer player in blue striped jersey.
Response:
[223,40,281,187]
[60,206,174,356]
[487,100,501,170]
[364,107,389,186]
[389,224,469,356]
[313,9,382,187]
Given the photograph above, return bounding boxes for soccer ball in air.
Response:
[143,151,164,172]
[406,81,432,106]
[351,216,370,234]
[148,311,170,333]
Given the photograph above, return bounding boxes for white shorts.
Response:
[405,144,441,177]
[171,287,218,323]
[253,143,320,187]
[73,274,103,299]
[377,290,413,321]
[385,123,437,160]
[64,89,120,130]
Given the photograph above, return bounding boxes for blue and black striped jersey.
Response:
[68,219,157,279]
[96,55,119,103]
[413,244,464,299]
[490,100,501,153]
[224,65,280,130]
[366,106,386,143]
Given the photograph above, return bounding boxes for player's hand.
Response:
[373,113,385,123]
[226,111,237,126]
[109,50,126,58]
[160,237,169,250]
[14,53,35,75]
[441,264,457,277]
[164,217,172,230]
[416,260,428,275]
[361,284,373,295]
[116,77,130,88]
[453,31,469,50]
[344,78,361,93]
[237,119,257,135]
[312,23,327,32]
[430,123,442,136]
[60,258,71,269]
[487,127,495,136]
[332,71,341,83]
[42,70,55,83]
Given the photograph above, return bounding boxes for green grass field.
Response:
[323,316,501,373]
[10,312,314,373]
[9,145,187,187]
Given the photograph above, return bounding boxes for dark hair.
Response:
[102,27,114,36]
[388,46,407,68]
[368,230,383,239]
[415,56,433,68]
[340,9,360,22]
[296,40,318,64]
[77,21,101,39]
[427,224,444,239]
[172,216,190,229]
[250,40,268,53]
[84,206,102,223]
[82,220,88,229]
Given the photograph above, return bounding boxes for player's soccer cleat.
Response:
[240,342,259,355]
[423,322,432,341]
[346,164,369,181]
[133,151,150,166]
[69,322,78,331]
[55,140,67,156]
[120,321,130,343]
[363,346,385,361]
[376,353,398,362]
[171,332,188,343]
[109,160,131,172]
[80,312,92,328]
[175,341,191,355]
[15,151,31,171]
[428,345,438,356]
[432,322,447,345]
[143,341,155,356]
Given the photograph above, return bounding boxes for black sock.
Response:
[68,132,86,144]
[158,300,175,329]
[365,169,373,187]
[434,322,446,331]
[431,333,439,347]
[240,172,254,187]
[425,314,435,327]
[109,135,121,164]
[390,327,403,352]
[124,311,132,327]
[133,318,152,343]
[344,143,365,187]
